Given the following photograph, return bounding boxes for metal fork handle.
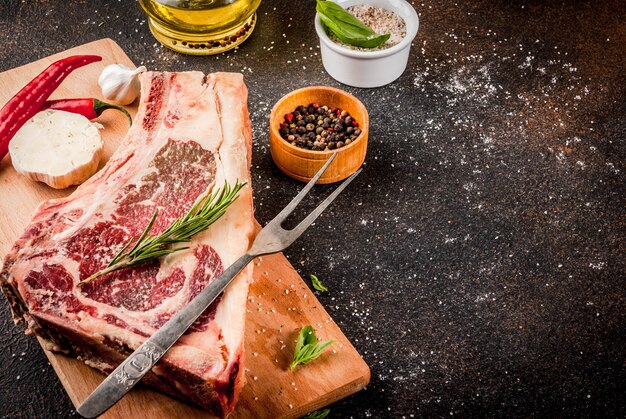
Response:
[77,252,254,418]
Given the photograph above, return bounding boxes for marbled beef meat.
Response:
[0,71,255,417]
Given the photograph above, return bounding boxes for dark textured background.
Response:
[0,0,624,418]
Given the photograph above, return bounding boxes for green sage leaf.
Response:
[310,274,329,292]
[317,0,391,48]
[290,326,334,370]
[304,409,331,419]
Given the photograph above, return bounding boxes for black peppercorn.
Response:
[279,103,361,151]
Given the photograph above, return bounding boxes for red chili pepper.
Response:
[41,98,132,126]
[0,54,102,161]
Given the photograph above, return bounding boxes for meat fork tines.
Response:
[249,153,361,256]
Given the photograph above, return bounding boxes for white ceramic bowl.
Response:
[315,0,419,88]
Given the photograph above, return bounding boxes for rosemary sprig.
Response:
[305,409,330,419]
[290,325,334,371]
[78,180,246,286]
[310,274,328,292]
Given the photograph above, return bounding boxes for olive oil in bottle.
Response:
[138,0,262,55]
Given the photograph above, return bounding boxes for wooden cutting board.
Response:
[0,39,369,418]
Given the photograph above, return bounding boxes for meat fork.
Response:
[77,153,361,418]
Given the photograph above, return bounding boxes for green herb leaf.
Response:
[310,274,328,292]
[78,180,246,286]
[316,0,390,48]
[304,409,331,419]
[290,326,334,370]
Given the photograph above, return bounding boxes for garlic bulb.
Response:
[9,110,104,189]
[98,64,146,105]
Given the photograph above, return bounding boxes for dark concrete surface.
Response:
[0,0,624,418]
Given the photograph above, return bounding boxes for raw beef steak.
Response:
[0,71,255,417]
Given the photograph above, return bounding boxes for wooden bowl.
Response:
[270,86,368,184]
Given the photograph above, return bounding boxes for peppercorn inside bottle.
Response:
[278,103,361,151]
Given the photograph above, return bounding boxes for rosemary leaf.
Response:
[78,180,245,286]
[310,274,328,292]
[305,409,330,419]
[290,325,334,370]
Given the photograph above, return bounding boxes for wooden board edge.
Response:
[261,248,373,418]
[37,337,83,409]
[45,348,370,418]
[267,253,371,369]
[286,366,371,419]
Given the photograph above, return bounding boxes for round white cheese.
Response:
[9,109,104,189]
